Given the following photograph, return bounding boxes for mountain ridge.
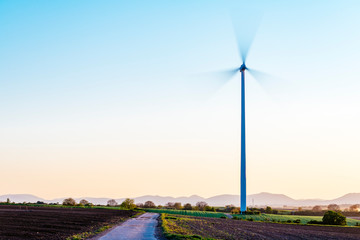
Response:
[1,192,360,207]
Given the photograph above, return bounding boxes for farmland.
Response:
[147,208,360,226]
[0,205,138,240]
[161,214,360,240]
[233,213,360,226]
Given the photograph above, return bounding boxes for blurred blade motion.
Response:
[230,10,263,63]
[191,67,239,85]
[212,67,240,81]
[183,67,239,98]
[247,68,273,83]
[247,68,287,97]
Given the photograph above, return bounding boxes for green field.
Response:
[145,208,360,227]
[145,209,227,218]
[232,213,360,226]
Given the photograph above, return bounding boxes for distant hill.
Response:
[207,194,239,206]
[0,194,44,203]
[49,197,113,205]
[247,192,297,207]
[2,192,360,207]
[331,193,360,204]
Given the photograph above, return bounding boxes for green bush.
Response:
[243,210,261,215]
[205,206,216,212]
[307,220,323,225]
[322,211,346,226]
[120,198,136,209]
[265,206,272,214]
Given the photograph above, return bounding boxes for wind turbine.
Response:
[218,19,263,213]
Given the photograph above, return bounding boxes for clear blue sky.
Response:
[1,0,360,199]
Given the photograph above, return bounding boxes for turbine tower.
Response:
[240,62,247,213]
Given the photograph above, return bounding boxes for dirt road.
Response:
[95,213,160,240]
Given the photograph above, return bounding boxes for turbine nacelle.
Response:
[240,62,247,72]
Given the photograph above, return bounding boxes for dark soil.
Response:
[0,205,137,240]
[155,214,168,240]
[169,215,360,240]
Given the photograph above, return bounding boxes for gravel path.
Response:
[95,213,159,240]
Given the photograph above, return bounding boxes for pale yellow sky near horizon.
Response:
[1,78,359,201]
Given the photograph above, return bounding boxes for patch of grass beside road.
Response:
[160,214,218,240]
[66,225,112,240]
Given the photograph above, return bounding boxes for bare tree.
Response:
[144,201,156,208]
[107,199,118,207]
[328,204,340,211]
[183,203,192,210]
[196,201,208,211]
[312,205,322,212]
[165,202,175,208]
[63,198,76,206]
[174,202,182,210]
[79,199,89,206]
[349,204,360,212]
[136,203,144,208]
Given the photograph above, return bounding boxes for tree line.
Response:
[61,198,215,211]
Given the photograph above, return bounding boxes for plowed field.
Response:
[163,214,360,240]
[0,205,137,240]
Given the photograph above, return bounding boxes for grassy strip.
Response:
[66,225,112,240]
[148,208,360,227]
[160,213,217,240]
[233,213,322,224]
[232,213,360,226]
[132,210,146,217]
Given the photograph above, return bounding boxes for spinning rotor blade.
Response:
[192,67,239,83]
[247,68,272,82]
[231,11,262,63]
[247,68,282,91]
[185,67,239,96]
[212,67,239,81]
